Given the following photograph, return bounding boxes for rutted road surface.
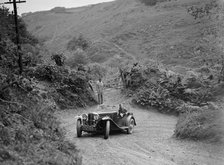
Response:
[56,89,224,165]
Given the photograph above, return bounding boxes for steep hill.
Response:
[23,0,220,67]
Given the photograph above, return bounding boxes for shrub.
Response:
[51,53,65,66]
[121,63,216,114]
[29,65,67,82]
[187,1,218,20]
[175,103,224,142]
[27,64,96,109]
[133,85,183,114]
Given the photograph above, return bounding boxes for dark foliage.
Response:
[187,0,218,20]
[27,65,97,109]
[51,53,65,66]
[121,63,215,114]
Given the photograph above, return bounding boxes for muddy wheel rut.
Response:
[56,88,224,165]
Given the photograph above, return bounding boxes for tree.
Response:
[51,53,65,66]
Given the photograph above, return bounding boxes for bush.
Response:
[133,85,183,114]
[29,65,68,82]
[175,103,224,142]
[51,53,65,66]
[27,64,96,109]
[121,63,216,114]
[187,1,218,20]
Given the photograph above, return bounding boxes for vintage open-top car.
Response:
[76,105,136,139]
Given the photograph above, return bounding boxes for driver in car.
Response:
[118,104,127,118]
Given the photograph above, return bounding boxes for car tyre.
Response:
[77,120,82,137]
[127,118,134,134]
[104,120,110,139]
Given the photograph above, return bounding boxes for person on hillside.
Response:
[96,78,104,104]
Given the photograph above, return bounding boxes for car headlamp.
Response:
[82,114,88,120]
[94,114,99,120]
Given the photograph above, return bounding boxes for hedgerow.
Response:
[120,63,216,113]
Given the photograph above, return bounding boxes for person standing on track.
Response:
[96,78,104,104]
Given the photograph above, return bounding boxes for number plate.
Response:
[82,125,96,132]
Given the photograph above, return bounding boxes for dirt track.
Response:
[56,89,224,165]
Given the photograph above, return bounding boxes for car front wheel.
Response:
[104,120,110,139]
[127,118,134,134]
[77,120,82,137]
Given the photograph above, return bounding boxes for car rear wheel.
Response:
[77,120,82,137]
[104,120,110,139]
[127,118,134,134]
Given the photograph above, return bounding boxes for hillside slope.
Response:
[23,0,220,67]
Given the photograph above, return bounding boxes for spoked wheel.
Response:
[77,120,82,137]
[127,118,135,134]
[104,120,110,139]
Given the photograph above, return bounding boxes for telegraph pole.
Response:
[3,0,26,74]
